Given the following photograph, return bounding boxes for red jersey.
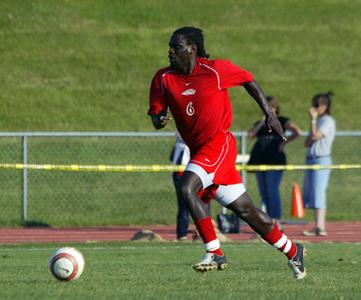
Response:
[148,57,253,150]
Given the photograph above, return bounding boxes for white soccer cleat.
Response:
[288,243,307,279]
[192,252,229,272]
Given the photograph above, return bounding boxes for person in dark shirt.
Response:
[248,96,301,230]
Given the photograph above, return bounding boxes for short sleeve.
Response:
[215,60,254,89]
[148,71,168,116]
[319,117,335,137]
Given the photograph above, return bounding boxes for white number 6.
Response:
[186,102,195,116]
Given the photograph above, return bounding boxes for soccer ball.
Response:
[49,247,85,281]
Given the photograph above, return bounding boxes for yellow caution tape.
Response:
[0,163,360,172]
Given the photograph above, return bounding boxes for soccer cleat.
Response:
[288,243,307,279]
[192,252,229,272]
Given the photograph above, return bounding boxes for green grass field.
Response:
[1,2,360,299]
[1,0,361,132]
[1,242,361,300]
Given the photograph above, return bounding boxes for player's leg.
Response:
[179,169,228,272]
[180,131,235,272]
[217,184,306,279]
[178,171,207,220]
[226,191,273,235]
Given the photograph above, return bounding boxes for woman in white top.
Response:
[303,92,336,236]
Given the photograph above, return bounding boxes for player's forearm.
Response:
[244,81,286,140]
[244,81,273,117]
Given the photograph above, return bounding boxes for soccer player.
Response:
[148,26,306,279]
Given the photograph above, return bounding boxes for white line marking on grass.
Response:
[0,243,258,252]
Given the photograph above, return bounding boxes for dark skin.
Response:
[151,33,286,236]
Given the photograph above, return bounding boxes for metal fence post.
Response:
[22,135,28,223]
[241,133,247,186]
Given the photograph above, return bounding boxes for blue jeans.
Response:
[255,171,283,219]
[172,172,190,238]
[303,156,332,209]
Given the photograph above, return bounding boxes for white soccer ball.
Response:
[49,247,85,281]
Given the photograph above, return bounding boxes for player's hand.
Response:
[265,113,287,141]
[159,114,172,123]
[151,111,172,129]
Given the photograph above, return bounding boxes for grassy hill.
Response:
[1,0,360,132]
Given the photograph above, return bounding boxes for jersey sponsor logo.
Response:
[181,88,196,96]
[186,102,195,116]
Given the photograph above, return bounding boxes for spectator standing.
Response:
[170,132,192,240]
[303,92,336,236]
[248,96,301,230]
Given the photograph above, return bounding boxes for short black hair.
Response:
[172,26,210,58]
[312,91,334,115]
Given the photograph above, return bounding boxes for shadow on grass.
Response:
[22,220,50,227]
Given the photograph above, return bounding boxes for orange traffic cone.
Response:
[291,182,305,218]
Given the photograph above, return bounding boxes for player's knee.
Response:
[179,183,195,203]
[236,205,253,220]
[228,198,255,220]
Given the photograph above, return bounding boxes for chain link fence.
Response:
[0,131,360,227]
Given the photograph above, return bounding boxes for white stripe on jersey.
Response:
[161,70,176,95]
[200,63,221,90]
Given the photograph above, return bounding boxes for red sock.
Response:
[263,226,297,259]
[195,216,223,256]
